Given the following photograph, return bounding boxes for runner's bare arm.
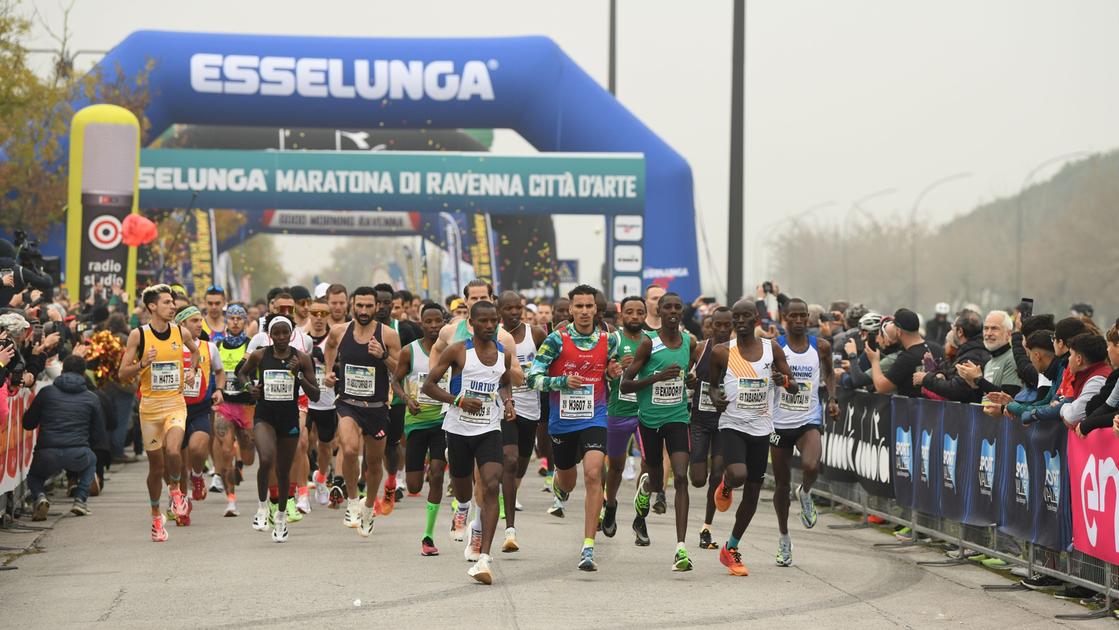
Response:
[422,341,464,406]
[381,325,401,374]
[237,349,264,384]
[620,336,662,394]
[322,323,344,384]
[118,328,144,381]
[428,324,453,369]
[500,349,515,420]
[180,325,201,386]
[497,327,524,385]
[819,338,836,400]
[212,344,226,392]
[771,343,799,394]
[708,344,730,411]
[390,344,413,402]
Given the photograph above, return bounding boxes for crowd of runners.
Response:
[117,280,833,585]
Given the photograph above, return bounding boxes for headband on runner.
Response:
[268,315,294,333]
[174,305,201,324]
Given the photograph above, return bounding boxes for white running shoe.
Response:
[296,494,312,515]
[515,499,524,512]
[776,534,792,567]
[209,473,225,494]
[359,504,375,537]
[224,500,239,517]
[272,514,289,543]
[465,525,482,562]
[502,526,519,553]
[468,553,493,584]
[251,506,269,531]
[344,498,361,528]
[451,509,467,542]
[314,473,329,505]
[623,456,638,481]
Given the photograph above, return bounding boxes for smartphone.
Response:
[32,322,43,344]
[700,297,716,305]
[1018,298,1034,319]
[833,353,843,369]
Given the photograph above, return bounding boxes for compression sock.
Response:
[727,535,741,549]
[425,502,440,539]
[583,537,595,550]
[269,485,279,503]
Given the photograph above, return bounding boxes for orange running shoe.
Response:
[191,475,207,501]
[719,544,749,576]
[170,488,190,518]
[151,514,169,542]
[713,480,733,513]
[381,484,396,516]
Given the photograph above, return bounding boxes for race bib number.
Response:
[223,379,242,396]
[652,374,684,406]
[460,389,495,425]
[183,372,202,398]
[618,387,637,403]
[697,382,720,413]
[150,361,180,393]
[736,377,769,411]
[560,385,594,420]
[314,365,326,389]
[511,362,533,394]
[344,364,376,397]
[779,382,812,412]
[263,369,295,401]
[416,372,450,405]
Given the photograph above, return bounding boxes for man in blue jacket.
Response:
[23,355,108,519]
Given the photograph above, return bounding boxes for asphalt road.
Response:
[0,458,1103,629]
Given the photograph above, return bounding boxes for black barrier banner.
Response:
[892,397,917,508]
[1030,421,1067,550]
[939,402,969,522]
[821,392,893,496]
[820,389,859,484]
[963,410,1001,526]
[915,398,943,516]
[998,418,1034,541]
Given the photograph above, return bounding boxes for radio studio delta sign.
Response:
[137,149,644,215]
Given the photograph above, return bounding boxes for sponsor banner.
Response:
[260,209,420,233]
[0,387,37,495]
[998,418,1036,542]
[964,406,1001,526]
[892,397,917,508]
[187,209,215,298]
[1070,426,1119,564]
[939,402,970,522]
[819,390,892,496]
[77,193,131,302]
[138,149,645,216]
[915,399,944,516]
[1030,420,1067,550]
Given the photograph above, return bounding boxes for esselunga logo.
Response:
[190,54,496,101]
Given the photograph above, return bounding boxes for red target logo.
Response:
[88,215,123,250]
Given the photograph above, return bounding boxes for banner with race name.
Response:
[997,418,1067,549]
[1069,426,1119,565]
[820,390,893,497]
[0,387,38,495]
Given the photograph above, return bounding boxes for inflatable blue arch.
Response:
[92,31,701,298]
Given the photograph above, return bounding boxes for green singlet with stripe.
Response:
[636,329,693,428]
[403,339,446,435]
[608,330,642,417]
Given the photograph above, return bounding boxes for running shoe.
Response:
[224,499,239,517]
[344,499,361,528]
[776,534,792,567]
[515,499,524,512]
[633,473,651,518]
[451,509,467,541]
[296,493,312,515]
[177,513,191,527]
[633,515,650,546]
[622,455,637,481]
[395,487,404,502]
[543,471,554,493]
[547,495,565,518]
[151,513,169,542]
[796,485,817,529]
[381,484,396,516]
[713,479,733,513]
[32,495,49,521]
[359,504,375,537]
[893,527,914,542]
[502,527,519,553]
[421,536,440,556]
[720,544,749,576]
[578,546,598,572]
[1020,574,1062,590]
[465,525,482,562]
[601,503,618,538]
[272,515,289,543]
[329,480,346,509]
[554,485,570,502]
[170,487,189,519]
[285,499,303,523]
[468,554,493,585]
[191,474,207,501]
[1055,585,1095,600]
[313,471,330,505]
[673,547,694,572]
[538,458,549,476]
[699,528,718,550]
[652,492,667,515]
[252,506,270,531]
[209,473,225,494]
[980,557,1007,568]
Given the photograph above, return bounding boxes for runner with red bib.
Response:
[527,284,619,572]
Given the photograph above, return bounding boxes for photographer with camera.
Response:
[1,233,55,310]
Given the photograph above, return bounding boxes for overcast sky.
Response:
[25,0,1119,298]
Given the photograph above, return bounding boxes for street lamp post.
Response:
[1015,151,1090,297]
[842,189,896,299]
[909,172,971,309]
